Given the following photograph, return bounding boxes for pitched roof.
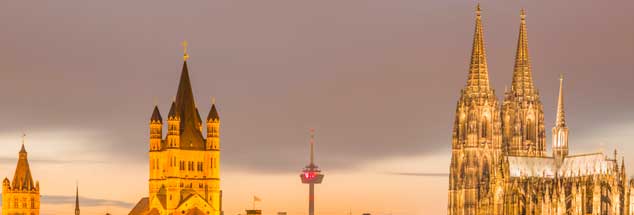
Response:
[173,61,205,150]
[12,144,35,190]
[207,104,219,121]
[151,106,162,122]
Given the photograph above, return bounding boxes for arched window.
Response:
[526,118,535,142]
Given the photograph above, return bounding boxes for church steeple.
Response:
[553,75,569,163]
[501,9,546,157]
[465,4,491,94]
[13,139,35,190]
[556,74,566,127]
[172,41,204,150]
[511,9,536,96]
[75,184,80,215]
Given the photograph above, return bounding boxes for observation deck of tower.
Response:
[299,129,324,215]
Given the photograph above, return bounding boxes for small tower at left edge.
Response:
[2,134,41,215]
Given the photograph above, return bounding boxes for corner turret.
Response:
[552,75,569,164]
[150,106,163,151]
[206,99,220,150]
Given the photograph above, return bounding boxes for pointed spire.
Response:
[12,143,34,190]
[151,106,162,122]
[207,98,220,121]
[556,74,566,127]
[168,101,178,118]
[511,9,536,96]
[75,183,81,215]
[466,3,491,93]
[173,43,204,149]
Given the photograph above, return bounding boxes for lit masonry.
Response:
[130,42,222,215]
[448,5,633,215]
[2,142,40,215]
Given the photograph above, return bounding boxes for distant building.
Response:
[245,210,261,215]
[2,143,40,215]
[448,5,633,215]
[277,212,287,215]
[129,42,222,215]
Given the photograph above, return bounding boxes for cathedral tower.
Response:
[2,142,40,215]
[448,5,504,215]
[132,42,222,215]
[552,75,568,163]
[501,10,546,157]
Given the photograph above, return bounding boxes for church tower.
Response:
[133,41,222,215]
[75,184,81,215]
[448,5,504,215]
[501,10,546,157]
[2,141,40,215]
[552,75,568,164]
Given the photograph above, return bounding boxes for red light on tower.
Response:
[299,129,324,215]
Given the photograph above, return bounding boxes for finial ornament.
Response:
[212,97,216,105]
[182,40,189,61]
[476,3,481,16]
[520,8,526,20]
[22,132,26,145]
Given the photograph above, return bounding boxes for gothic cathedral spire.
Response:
[449,5,504,215]
[553,75,569,163]
[502,9,546,157]
[465,4,491,94]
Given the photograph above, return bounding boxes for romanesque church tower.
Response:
[448,5,504,215]
[2,143,40,215]
[131,42,221,215]
[501,10,546,157]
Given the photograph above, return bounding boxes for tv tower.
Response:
[300,129,324,215]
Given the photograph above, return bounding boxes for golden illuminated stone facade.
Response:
[130,46,222,215]
[2,144,40,215]
[448,5,633,215]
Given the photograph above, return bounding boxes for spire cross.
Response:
[182,40,189,61]
[21,133,26,145]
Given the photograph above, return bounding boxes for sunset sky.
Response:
[0,0,633,214]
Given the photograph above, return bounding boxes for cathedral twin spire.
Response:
[465,4,491,94]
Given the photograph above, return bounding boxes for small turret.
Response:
[167,101,181,148]
[206,99,220,150]
[150,106,163,151]
[552,75,569,164]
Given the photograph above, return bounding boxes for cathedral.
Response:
[2,143,40,215]
[448,5,634,215]
[129,43,222,215]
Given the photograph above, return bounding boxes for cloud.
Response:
[0,195,134,208]
[43,195,134,208]
[0,157,107,165]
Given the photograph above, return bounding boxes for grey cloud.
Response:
[0,0,632,173]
